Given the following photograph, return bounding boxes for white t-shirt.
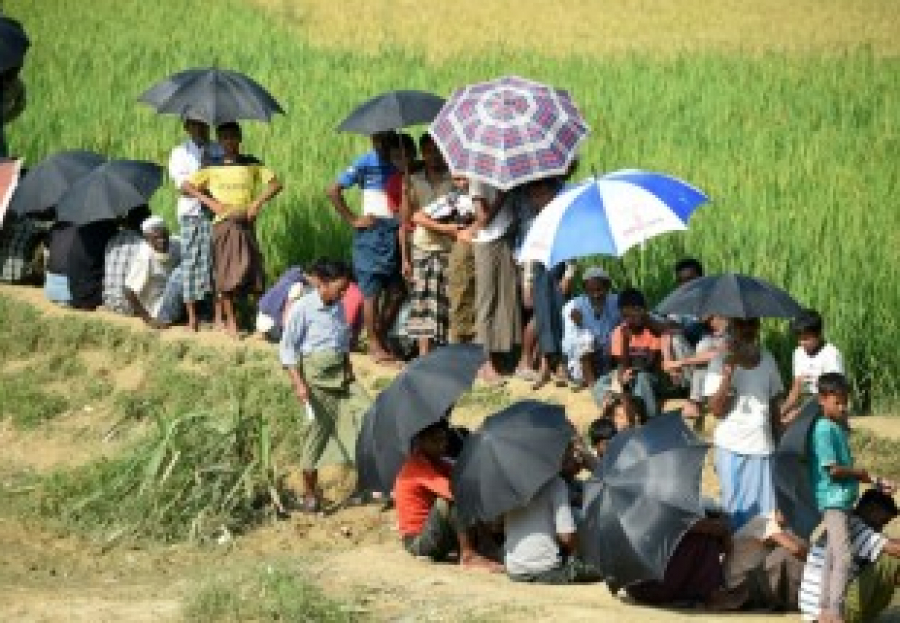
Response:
[703,350,785,455]
[503,477,575,576]
[469,180,514,243]
[793,343,844,395]
[169,139,223,219]
[124,239,181,319]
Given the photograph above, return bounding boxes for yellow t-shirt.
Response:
[187,155,276,222]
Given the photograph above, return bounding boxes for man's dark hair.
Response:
[308,257,351,281]
[618,287,646,310]
[675,257,703,277]
[857,488,899,517]
[216,121,242,136]
[588,418,617,445]
[397,132,417,158]
[818,372,850,397]
[791,308,824,336]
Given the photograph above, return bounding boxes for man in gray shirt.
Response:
[503,475,599,584]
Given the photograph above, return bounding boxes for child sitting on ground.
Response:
[781,309,844,424]
[394,420,501,571]
[601,393,647,433]
[808,372,895,623]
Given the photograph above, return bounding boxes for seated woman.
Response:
[625,516,743,610]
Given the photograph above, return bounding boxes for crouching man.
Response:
[124,215,183,329]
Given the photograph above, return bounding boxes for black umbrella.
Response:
[10,150,106,216]
[138,67,284,127]
[581,413,709,589]
[337,90,446,135]
[450,400,575,527]
[0,16,29,73]
[56,159,163,225]
[772,401,822,539]
[355,344,485,494]
[655,272,803,319]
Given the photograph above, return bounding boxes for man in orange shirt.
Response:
[394,421,501,571]
[594,287,664,418]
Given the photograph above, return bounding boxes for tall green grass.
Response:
[6,0,899,409]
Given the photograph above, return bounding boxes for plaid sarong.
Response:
[405,247,450,344]
[179,214,213,302]
[0,218,42,283]
[102,229,143,314]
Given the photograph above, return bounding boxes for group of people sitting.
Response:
[0,116,282,337]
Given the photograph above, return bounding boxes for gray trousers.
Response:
[820,508,853,616]
[402,498,459,562]
[508,557,601,585]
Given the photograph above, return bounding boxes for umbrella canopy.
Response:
[772,401,822,539]
[581,413,709,589]
[0,16,29,73]
[429,75,589,191]
[655,272,804,320]
[355,344,485,494]
[10,150,107,216]
[56,159,163,226]
[518,170,710,267]
[451,400,575,526]
[337,90,446,135]
[138,68,284,127]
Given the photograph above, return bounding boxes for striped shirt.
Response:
[799,515,886,620]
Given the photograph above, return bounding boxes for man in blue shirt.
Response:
[326,131,403,364]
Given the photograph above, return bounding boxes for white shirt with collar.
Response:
[168,139,223,219]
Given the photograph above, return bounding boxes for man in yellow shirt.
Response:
[182,122,282,337]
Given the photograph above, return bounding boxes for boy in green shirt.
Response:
[808,372,895,623]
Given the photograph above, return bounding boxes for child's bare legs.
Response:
[301,469,321,510]
[515,318,538,379]
[418,337,432,357]
[364,296,395,362]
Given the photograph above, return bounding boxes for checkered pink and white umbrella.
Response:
[429,76,589,190]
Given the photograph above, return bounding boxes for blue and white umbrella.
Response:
[518,170,710,267]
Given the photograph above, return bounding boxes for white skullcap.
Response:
[583,266,611,282]
[141,215,166,234]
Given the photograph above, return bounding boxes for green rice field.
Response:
[6,0,900,410]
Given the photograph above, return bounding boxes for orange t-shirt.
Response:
[610,324,662,367]
[394,454,453,537]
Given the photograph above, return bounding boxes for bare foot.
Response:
[370,348,401,367]
[460,553,503,573]
[183,323,200,333]
[531,372,551,391]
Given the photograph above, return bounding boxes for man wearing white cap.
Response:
[123,215,183,328]
[561,266,620,389]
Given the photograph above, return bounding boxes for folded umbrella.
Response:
[138,67,284,127]
[56,159,163,226]
[581,412,709,589]
[451,400,575,527]
[10,150,106,216]
[772,400,822,539]
[0,16,29,73]
[430,75,589,190]
[337,90,445,135]
[655,272,804,319]
[517,170,710,267]
[355,344,484,494]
